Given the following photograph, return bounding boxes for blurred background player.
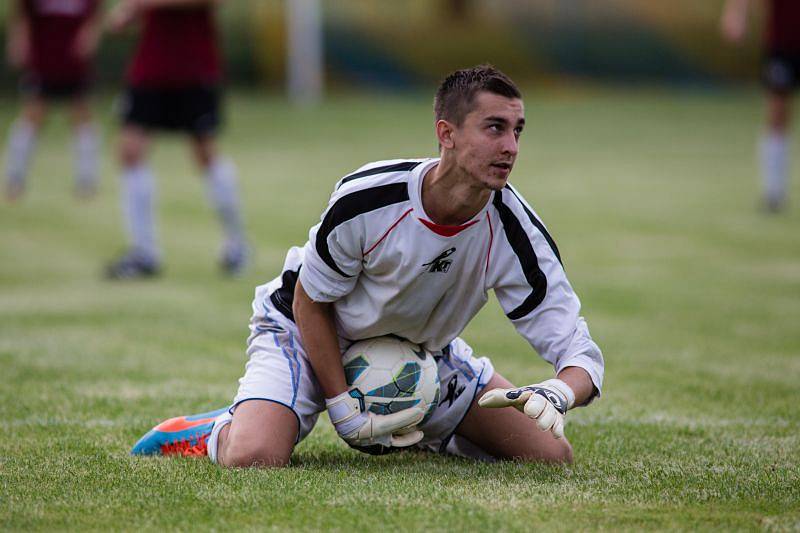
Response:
[105,0,248,278]
[721,0,800,212]
[4,0,102,201]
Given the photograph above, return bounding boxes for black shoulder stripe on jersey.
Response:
[337,161,422,190]
[269,266,301,322]
[317,182,410,277]
[493,191,548,320]
[505,185,562,266]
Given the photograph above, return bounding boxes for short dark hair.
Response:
[434,64,521,125]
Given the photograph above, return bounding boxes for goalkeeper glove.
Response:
[326,390,424,449]
[478,378,575,439]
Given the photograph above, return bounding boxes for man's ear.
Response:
[435,119,456,150]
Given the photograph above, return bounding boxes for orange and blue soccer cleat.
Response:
[131,407,229,456]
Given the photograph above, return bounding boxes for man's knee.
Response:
[510,418,574,464]
[119,143,144,168]
[489,421,574,464]
[118,128,148,168]
[525,437,573,464]
[557,439,574,464]
[22,99,46,128]
[220,437,291,468]
[216,400,298,469]
[190,136,216,170]
[497,437,572,464]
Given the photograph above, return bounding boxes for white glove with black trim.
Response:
[477,379,575,439]
[326,390,425,449]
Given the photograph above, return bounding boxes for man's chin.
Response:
[486,169,511,190]
[486,179,507,191]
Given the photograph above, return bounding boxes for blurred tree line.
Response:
[1,0,763,94]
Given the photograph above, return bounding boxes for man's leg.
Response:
[69,97,99,198]
[132,300,314,467]
[131,400,299,467]
[190,135,248,275]
[455,372,573,463]
[213,400,299,468]
[4,97,46,201]
[760,92,791,212]
[106,125,161,278]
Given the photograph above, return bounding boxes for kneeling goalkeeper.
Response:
[132,65,604,466]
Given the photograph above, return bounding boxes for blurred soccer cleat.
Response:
[219,240,249,277]
[74,178,98,200]
[105,249,161,280]
[762,195,785,214]
[131,407,228,456]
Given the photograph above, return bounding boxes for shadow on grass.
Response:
[290,446,571,482]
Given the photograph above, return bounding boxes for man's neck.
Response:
[421,159,493,226]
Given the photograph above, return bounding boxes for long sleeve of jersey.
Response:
[299,186,366,303]
[297,160,424,304]
[490,186,604,398]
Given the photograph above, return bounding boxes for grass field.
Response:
[1,88,799,531]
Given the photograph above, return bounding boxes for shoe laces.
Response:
[160,433,209,457]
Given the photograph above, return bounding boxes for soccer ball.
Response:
[342,336,440,427]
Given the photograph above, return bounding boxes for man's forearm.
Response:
[138,0,220,9]
[85,4,104,32]
[721,0,750,42]
[557,366,596,407]
[723,0,750,17]
[8,1,27,37]
[293,280,348,399]
[7,3,29,68]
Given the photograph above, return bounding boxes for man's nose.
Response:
[501,132,519,156]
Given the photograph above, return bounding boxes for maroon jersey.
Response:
[766,0,800,53]
[22,0,98,83]
[126,6,221,88]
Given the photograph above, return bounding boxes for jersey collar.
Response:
[408,157,494,237]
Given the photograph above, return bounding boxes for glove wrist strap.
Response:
[542,378,576,410]
[325,393,352,422]
[326,391,366,436]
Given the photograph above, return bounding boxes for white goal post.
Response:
[286,0,324,106]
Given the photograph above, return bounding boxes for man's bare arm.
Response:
[7,1,30,68]
[293,279,424,448]
[557,366,596,407]
[721,0,751,44]
[74,3,104,60]
[292,279,348,399]
[107,0,219,33]
[136,0,220,9]
[478,364,599,438]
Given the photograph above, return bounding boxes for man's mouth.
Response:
[491,162,512,170]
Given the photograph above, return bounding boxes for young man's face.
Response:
[449,91,525,191]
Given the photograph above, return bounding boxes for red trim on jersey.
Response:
[418,217,479,237]
[485,212,494,274]
[363,208,413,256]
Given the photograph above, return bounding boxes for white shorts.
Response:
[231,288,495,457]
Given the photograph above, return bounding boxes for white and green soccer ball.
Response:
[342,336,440,427]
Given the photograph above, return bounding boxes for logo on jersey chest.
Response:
[421,247,456,273]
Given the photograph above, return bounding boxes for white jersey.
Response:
[260,158,604,394]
